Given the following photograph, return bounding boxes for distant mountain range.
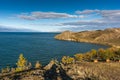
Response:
[55,28,120,48]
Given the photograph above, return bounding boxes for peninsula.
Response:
[55,28,120,48]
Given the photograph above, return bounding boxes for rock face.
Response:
[55,28,120,47]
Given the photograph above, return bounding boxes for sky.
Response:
[0,0,120,32]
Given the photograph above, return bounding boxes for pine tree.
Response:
[16,54,27,72]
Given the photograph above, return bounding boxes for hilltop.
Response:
[55,28,120,48]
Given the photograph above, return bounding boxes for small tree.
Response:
[83,52,92,61]
[74,54,83,61]
[98,48,105,60]
[90,49,97,60]
[61,56,74,64]
[103,49,115,61]
[35,61,42,69]
[16,54,27,72]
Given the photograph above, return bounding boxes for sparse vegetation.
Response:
[74,54,83,61]
[61,56,75,64]
[35,61,42,69]
[0,48,120,80]
[1,66,10,73]
[74,48,120,62]
[63,62,120,80]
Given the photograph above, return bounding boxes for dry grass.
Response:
[64,62,120,80]
[1,62,120,80]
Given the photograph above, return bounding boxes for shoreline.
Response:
[55,38,120,49]
[55,38,111,47]
[55,38,119,48]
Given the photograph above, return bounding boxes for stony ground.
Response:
[0,62,120,80]
[63,62,120,80]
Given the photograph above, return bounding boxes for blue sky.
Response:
[0,0,120,32]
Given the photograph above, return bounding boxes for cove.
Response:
[0,32,108,69]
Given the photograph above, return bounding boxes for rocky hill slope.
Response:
[55,28,120,48]
[1,61,120,80]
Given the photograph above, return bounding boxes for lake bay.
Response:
[0,32,108,68]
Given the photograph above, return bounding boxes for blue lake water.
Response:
[0,32,108,68]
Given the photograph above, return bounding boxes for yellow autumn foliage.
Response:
[35,61,42,68]
[61,56,74,64]
[16,54,27,72]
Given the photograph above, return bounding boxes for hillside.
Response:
[55,28,120,48]
[1,61,120,80]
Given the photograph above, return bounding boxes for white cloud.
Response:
[100,10,120,21]
[16,10,120,31]
[17,11,78,20]
[75,9,100,14]
[59,10,120,31]
[76,10,120,21]
[78,15,85,18]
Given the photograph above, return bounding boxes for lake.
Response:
[0,32,108,69]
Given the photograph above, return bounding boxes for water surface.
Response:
[0,32,108,68]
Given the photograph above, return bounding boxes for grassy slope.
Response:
[55,28,120,48]
[64,62,120,80]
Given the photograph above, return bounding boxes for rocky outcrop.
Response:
[1,61,120,80]
[55,28,120,47]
